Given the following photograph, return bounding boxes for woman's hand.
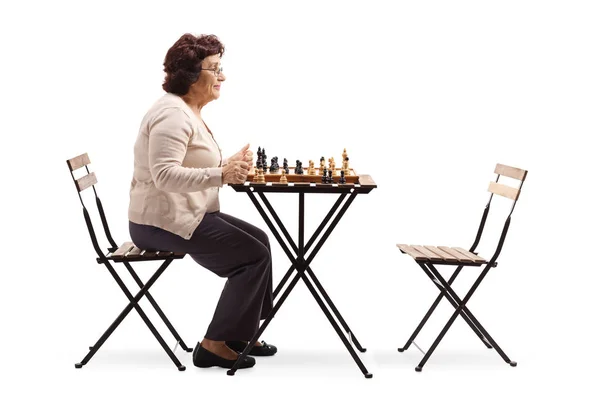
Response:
[222,161,250,184]
[228,143,253,164]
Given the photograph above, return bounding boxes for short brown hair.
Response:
[162,33,225,95]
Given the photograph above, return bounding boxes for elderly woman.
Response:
[128,33,276,370]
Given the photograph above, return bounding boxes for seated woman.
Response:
[128,33,276,370]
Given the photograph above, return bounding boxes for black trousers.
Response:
[129,211,273,341]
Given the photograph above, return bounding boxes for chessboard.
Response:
[247,167,359,184]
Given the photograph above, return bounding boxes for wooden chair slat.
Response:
[67,153,91,171]
[424,245,456,261]
[112,242,134,259]
[452,247,487,263]
[411,245,443,261]
[397,244,428,260]
[494,164,527,181]
[438,246,473,263]
[76,172,97,192]
[488,182,520,201]
[126,246,144,259]
[143,250,160,258]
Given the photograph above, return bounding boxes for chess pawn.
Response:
[339,170,346,184]
[279,169,288,183]
[331,159,337,175]
[327,169,333,184]
[320,157,325,171]
[257,168,266,183]
[253,163,260,182]
[321,168,328,183]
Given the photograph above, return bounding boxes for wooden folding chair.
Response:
[396,163,527,371]
[67,153,191,371]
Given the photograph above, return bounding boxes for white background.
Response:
[1,0,599,398]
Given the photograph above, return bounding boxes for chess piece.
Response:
[339,170,346,184]
[321,168,328,183]
[257,166,266,183]
[331,158,337,176]
[269,156,278,172]
[279,169,288,183]
[343,156,350,175]
[262,148,267,172]
[256,147,262,169]
[295,160,304,175]
[342,148,348,161]
[320,157,325,171]
[253,162,261,182]
[308,160,316,175]
[327,169,333,184]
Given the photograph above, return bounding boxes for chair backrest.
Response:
[470,163,528,265]
[67,153,118,260]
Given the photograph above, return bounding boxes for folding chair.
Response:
[396,163,527,371]
[67,153,192,371]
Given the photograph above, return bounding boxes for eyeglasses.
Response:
[200,65,223,76]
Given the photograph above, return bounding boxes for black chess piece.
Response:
[256,147,262,167]
[327,169,333,184]
[283,158,288,173]
[270,157,278,172]
[295,160,304,175]
[321,168,327,183]
[339,170,346,184]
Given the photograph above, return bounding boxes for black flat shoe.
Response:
[192,342,256,369]
[226,340,278,356]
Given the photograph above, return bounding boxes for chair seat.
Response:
[396,244,487,266]
[108,242,186,262]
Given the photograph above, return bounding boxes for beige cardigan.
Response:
[128,93,224,240]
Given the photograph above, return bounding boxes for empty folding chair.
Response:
[396,163,527,371]
[66,153,191,371]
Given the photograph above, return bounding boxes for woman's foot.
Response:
[225,340,278,356]
[192,341,255,369]
[201,339,238,360]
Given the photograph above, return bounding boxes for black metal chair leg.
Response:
[428,264,516,366]
[399,266,463,352]
[76,260,186,371]
[420,263,493,349]
[416,265,492,371]
[123,261,192,352]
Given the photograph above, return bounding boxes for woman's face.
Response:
[193,54,226,103]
